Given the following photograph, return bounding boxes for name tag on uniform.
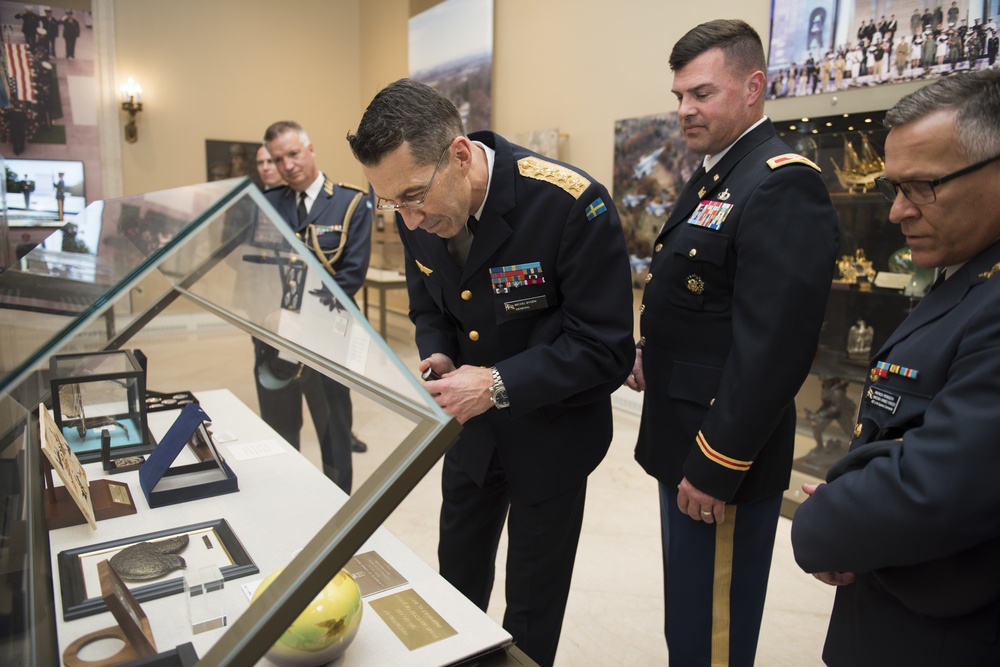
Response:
[866,387,901,414]
[503,295,548,313]
[686,200,733,230]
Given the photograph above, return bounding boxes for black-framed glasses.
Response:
[375,144,452,211]
[874,154,1000,205]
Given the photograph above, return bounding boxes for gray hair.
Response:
[347,78,465,167]
[263,120,310,146]
[885,70,1000,162]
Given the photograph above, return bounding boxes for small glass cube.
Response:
[49,350,149,461]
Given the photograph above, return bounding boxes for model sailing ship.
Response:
[830,133,885,194]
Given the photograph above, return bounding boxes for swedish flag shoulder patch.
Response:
[586,198,607,221]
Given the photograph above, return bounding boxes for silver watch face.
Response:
[492,387,510,408]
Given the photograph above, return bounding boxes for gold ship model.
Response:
[831,133,885,194]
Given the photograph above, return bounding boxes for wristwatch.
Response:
[489,366,510,409]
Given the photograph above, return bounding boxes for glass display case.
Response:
[0,178,465,666]
[774,111,930,509]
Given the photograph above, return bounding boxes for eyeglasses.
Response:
[375,144,451,211]
[875,154,1000,205]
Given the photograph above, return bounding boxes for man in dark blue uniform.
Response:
[256,120,372,494]
[627,19,839,666]
[793,69,1000,667]
[347,78,634,667]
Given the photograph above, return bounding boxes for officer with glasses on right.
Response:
[792,68,1000,666]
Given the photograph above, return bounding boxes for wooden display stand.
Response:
[39,407,137,530]
[62,560,157,667]
[44,476,138,530]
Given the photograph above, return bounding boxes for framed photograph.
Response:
[57,518,257,620]
[205,139,264,190]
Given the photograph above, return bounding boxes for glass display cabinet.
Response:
[773,111,931,513]
[0,178,473,666]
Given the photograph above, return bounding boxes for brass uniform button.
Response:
[688,248,697,258]
[639,336,646,346]
[854,423,863,438]
[645,273,653,284]
[654,243,663,253]
[461,290,472,301]
[709,398,715,406]
[639,304,646,315]
[469,331,479,341]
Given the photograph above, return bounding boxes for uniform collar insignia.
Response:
[978,262,1000,279]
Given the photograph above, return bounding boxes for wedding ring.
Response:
[701,510,712,516]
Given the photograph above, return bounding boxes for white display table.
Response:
[49,389,513,666]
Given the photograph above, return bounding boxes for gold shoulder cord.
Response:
[305,190,364,276]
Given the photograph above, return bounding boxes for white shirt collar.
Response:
[298,173,325,212]
[471,141,495,222]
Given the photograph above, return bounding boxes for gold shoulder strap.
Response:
[305,189,364,276]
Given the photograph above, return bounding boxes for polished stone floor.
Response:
[131,304,834,666]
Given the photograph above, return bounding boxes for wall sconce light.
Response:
[119,77,143,143]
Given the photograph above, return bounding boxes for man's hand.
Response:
[625,348,645,392]
[677,477,726,524]
[801,482,857,586]
[812,571,857,586]
[420,356,494,424]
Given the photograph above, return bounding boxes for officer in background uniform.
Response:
[255,120,372,494]
[626,19,840,667]
[793,69,1000,667]
[347,78,635,667]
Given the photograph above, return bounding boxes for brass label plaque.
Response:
[108,483,131,505]
[346,551,407,597]
[369,589,457,650]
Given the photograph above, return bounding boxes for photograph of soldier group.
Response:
[768,1,998,98]
[1,3,87,154]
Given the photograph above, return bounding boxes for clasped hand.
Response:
[419,354,494,424]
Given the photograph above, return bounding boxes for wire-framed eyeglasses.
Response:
[874,154,1000,205]
[375,144,451,211]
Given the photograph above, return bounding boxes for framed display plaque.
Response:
[56,519,257,621]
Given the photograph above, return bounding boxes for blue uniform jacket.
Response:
[792,240,1000,665]
[265,174,371,299]
[396,131,635,505]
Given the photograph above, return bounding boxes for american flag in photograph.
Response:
[3,43,36,103]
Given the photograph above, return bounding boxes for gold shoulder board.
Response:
[336,181,366,193]
[517,156,591,199]
[767,153,821,172]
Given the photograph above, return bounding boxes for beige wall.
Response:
[111,0,923,196]
[356,0,926,188]
[113,0,364,195]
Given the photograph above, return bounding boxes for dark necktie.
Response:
[297,192,308,225]
[448,216,477,268]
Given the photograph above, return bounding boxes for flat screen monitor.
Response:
[4,158,86,217]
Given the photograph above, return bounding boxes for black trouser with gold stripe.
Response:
[659,484,783,667]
